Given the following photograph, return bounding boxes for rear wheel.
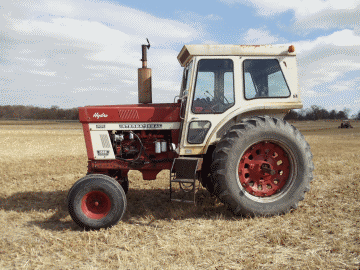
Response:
[199,145,216,194]
[67,174,127,229]
[211,116,314,216]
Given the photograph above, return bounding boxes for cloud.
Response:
[8,0,199,41]
[300,58,360,93]
[295,29,360,81]
[292,29,360,111]
[220,0,360,32]
[293,5,360,32]
[28,70,57,77]
[242,28,286,44]
[174,11,221,44]
[0,0,202,107]
[220,0,359,18]
[328,77,360,92]
[176,10,222,23]
[295,29,360,55]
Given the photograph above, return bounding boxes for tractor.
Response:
[338,120,353,128]
[67,41,314,229]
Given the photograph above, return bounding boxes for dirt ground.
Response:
[0,120,359,269]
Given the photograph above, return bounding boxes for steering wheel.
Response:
[200,97,218,113]
[209,97,231,113]
[195,97,230,113]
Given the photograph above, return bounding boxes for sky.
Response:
[1,0,360,115]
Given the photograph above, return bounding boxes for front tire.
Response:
[211,116,314,216]
[67,174,127,229]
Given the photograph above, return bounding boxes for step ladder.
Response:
[170,157,203,204]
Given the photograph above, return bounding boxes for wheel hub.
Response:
[238,142,290,197]
[81,191,111,219]
[260,163,276,175]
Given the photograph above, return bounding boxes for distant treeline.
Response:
[0,104,358,121]
[0,105,78,120]
[284,105,358,121]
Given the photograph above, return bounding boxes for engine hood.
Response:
[79,103,181,123]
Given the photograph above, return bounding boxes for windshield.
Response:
[180,61,193,97]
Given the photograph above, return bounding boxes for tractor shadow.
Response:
[123,187,234,224]
[0,187,235,231]
[0,189,76,231]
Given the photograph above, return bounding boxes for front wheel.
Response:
[211,116,314,216]
[67,174,127,229]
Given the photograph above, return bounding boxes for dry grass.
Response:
[0,120,359,269]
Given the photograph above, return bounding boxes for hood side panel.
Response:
[79,103,181,123]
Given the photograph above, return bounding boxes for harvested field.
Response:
[0,120,359,269]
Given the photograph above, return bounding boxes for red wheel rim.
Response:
[238,142,290,197]
[81,191,111,219]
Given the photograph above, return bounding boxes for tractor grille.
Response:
[118,109,139,120]
[100,134,111,148]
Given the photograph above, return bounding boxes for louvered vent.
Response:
[100,134,111,148]
[118,110,139,120]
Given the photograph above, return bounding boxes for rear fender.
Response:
[202,108,290,154]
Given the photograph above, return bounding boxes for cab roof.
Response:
[177,44,296,67]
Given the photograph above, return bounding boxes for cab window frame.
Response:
[180,60,193,98]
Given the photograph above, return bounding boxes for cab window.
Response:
[244,59,290,99]
[192,59,234,114]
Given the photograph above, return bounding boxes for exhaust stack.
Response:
[138,38,152,104]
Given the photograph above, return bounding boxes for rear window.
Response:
[243,59,290,99]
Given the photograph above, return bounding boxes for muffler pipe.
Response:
[138,38,152,104]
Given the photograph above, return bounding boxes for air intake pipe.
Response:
[138,38,152,104]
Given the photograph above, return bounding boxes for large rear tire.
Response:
[199,145,216,194]
[67,174,127,229]
[211,116,314,216]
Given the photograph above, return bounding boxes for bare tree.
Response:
[0,105,79,120]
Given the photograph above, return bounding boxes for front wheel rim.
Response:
[238,141,292,198]
[81,191,111,219]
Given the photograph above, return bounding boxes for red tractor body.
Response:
[79,103,181,180]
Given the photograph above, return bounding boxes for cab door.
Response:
[179,57,237,155]
[177,60,194,151]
